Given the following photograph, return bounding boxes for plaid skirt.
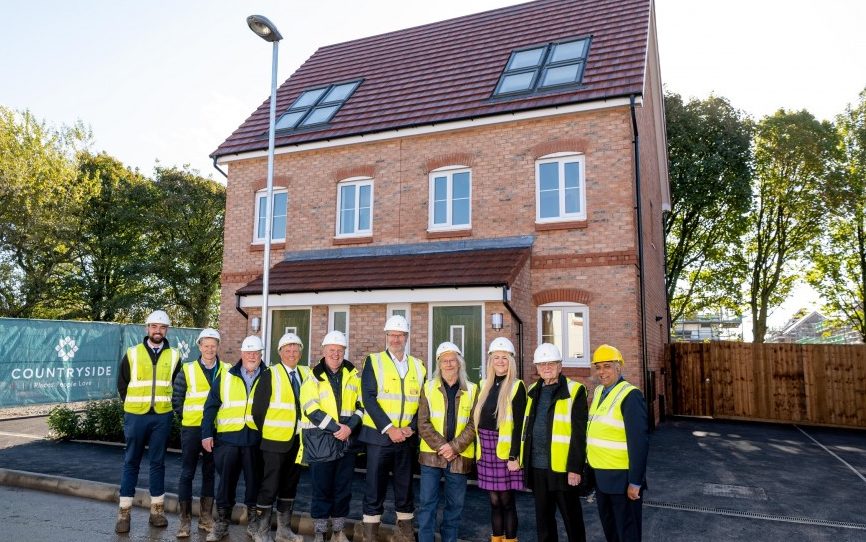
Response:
[476,428,524,491]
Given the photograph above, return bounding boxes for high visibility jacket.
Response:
[181,360,230,427]
[420,379,477,458]
[361,352,426,430]
[586,380,638,470]
[123,344,180,415]
[476,380,525,461]
[216,370,258,433]
[522,378,584,472]
[259,363,308,443]
[300,365,361,430]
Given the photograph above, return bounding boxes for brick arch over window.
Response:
[530,138,590,160]
[254,175,292,191]
[331,165,376,182]
[533,288,592,306]
[424,152,474,173]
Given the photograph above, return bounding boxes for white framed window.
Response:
[336,177,373,237]
[328,305,350,347]
[387,304,411,352]
[428,166,471,230]
[538,302,590,367]
[253,188,288,243]
[535,153,586,223]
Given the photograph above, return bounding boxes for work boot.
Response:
[115,505,131,534]
[362,522,380,542]
[491,537,504,542]
[275,500,302,542]
[150,501,168,528]
[252,507,273,542]
[246,505,260,538]
[504,539,518,542]
[330,517,350,542]
[199,497,215,532]
[206,508,231,541]
[176,501,192,538]
[391,519,415,542]
[313,518,328,542]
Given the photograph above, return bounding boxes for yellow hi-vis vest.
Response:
[586,380,638,470]
[215,369,257,433]
[182,359,230,427]
[475,380,524,461]
[300,365,362,430]
[361,352,426,430]
[521,378,584,472]
[261,364,310,445]
[123,344,180,415]
[420,379,478,458]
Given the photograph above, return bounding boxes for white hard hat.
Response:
[488,337,516,355]
[145,310,171,326]
[240,335,264,352]
[197,328,221,344]
[322,330,348,347]
[436,341,462,359]
[533,343,562,364]
[384,314,410,333]
[278,332,303,350]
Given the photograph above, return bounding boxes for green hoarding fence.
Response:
[0,318,204,407]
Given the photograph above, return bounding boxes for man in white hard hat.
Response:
[358,314,427,542]
[171,328,229,537]
[249,332,311,542]
[115,309,182,534]
[300,330,364,542]
[201,335,267,541]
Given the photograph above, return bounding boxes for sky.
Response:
[2,0,865,333]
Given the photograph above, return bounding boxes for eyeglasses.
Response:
[536,362,560,369]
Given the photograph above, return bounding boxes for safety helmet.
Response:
[384,314,410,333]
[145,310,171,326]
[592,344,624,365]
[321,330,348,347]
[435,341,462,359]
[487,337,516,355]
[240,335,264,352]
[278,332,303,350]
[533,343,562,364]
[197,328,221,344]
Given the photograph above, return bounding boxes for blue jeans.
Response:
[120,411,173,497]
[417,463,468,542]
[178,426,215,502]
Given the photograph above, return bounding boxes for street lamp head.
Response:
[247,14,282,42]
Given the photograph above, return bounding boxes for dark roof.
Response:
[236,246,530,296]
[213,0,650,158]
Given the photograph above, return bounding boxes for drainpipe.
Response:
[212,157,228,179]
[501,286,524,380]
[236,294,249,320]
[629,95,651,402]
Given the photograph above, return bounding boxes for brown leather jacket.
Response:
[417,379,478,474]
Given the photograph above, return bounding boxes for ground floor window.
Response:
[538,302,589,366]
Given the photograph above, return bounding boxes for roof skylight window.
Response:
[493,38,590,97]
[275,80,361,131]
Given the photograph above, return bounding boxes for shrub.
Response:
[47,405,79,440]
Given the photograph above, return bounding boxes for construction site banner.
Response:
[0,318,203,407]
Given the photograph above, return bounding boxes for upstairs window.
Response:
[275,80,361,131]
[536,153,586,222]
[253,188,288,243]
[336,177,373,237]
[493,37,590,96]
[428,167,471,230]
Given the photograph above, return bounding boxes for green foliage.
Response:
[46,405,80,440]
[79,398,125,441]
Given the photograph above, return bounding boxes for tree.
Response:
[147,166,225,327]
[663,93,752,323]
[807,89,866,341]
[738,109,839,342]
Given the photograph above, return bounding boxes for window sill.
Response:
[562,366,591,377]
[333,235,373,246]
[535,220,588,232]
[426,228,472,240]
[249,242,286,252]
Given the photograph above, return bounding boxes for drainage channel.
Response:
[644,500,866,531]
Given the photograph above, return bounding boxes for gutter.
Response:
[629,94,651,403]
[236,293,249,321]
[212,157,228,179]
[501,286,524,380]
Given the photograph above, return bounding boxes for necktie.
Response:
[290,370,300,399]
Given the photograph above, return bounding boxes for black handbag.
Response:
[577,464,595,497]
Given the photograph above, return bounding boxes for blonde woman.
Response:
[473,337,526,542]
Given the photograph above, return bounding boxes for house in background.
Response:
[671,312,743,342]
[768,310,862,344]
[212,0,670,419]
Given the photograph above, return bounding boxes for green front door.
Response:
[270,309,311,366]
[432,305,482,382]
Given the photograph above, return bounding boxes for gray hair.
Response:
[432,351,469,389]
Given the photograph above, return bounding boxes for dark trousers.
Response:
[214,442,261,510]
[363,442,415,516]
[532,468,586,542]
[596,490,642,542]
[257,437,302,508]
[178,426,215,502]
[309,452,357,519]
[120,411,173,497]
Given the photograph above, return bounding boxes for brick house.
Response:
[212,0,670,419]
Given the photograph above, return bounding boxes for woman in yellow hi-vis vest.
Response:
[417,341,478,542]
[521,343,588,542]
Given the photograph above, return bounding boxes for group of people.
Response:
[115,310,649,542]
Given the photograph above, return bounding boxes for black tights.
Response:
[488,489,518,538]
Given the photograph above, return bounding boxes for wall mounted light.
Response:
[250,316,261,334]
[491,312,504,330]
